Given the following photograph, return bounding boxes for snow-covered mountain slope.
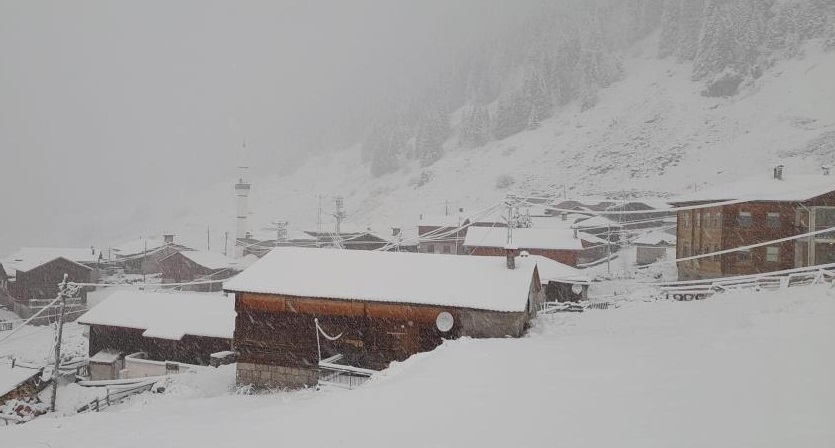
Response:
[160,34,835,247]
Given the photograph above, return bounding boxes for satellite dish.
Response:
[435,312,454,332]
[571,283,584,295]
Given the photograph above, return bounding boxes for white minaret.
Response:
[234,146,251,259]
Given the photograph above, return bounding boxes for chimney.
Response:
[773,165,784,180]
[163,234,175,244]
[573,228,578,239]
[823,165,831,176]
[505,245,518,270]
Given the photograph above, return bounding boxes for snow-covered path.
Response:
[3,285,835,447]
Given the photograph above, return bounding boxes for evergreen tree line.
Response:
[362,0,834,176]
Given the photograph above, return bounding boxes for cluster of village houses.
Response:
[1,166,834,402]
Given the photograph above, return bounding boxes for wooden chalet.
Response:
[224,247,543,390]
[241,227,320,258]
[1,254,91,324]
[158,250,241,292]
[462,227,607,266]
[111,235,191,274]
[304,225,391,251]
[670,167,835,280]
[78,291,234,379]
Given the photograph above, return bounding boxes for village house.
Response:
[241,227,320,258]
[670,166,835,280]
[304,224,392,251]
[634,230,677,266]
[417,214,472,254]
[223,247,542,390]
[524,254,591,302]
[462,226,606,266]
[158,250,242,292]
[111,234,191,274]
[78,291,235,380]
[1,253,91,324]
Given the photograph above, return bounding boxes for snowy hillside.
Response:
[3,284,834,447]
[158,34,835,248]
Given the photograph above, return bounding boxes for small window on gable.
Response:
[737,249,752,262]
[767,212,780,228]
[738,212,753,227]
[766,246,779,262]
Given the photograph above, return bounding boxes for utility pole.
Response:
[445,200,449,217]
[207,225,211,251]
[143,240,147,284]
[333,196,346,241]
[316,195,325,233]
[224,231,229,256]
[50,274,69,412]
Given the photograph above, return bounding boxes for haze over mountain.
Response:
[2,0,834,254]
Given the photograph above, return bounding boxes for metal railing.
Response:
[76,379,156,414]
[317,356,376,390]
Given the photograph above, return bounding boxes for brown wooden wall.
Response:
[89,325,232,365]
[235,293,460,371]
[158,252,231,292]
[9,258,90,303]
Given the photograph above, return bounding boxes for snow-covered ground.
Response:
[2,283,834,447]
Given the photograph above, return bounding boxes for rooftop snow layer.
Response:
[2,247,97,274]
[178,251,241,271]
[0,362,41,398]
[112,238,168,257]
[571,215,624,229]
[634,231,677,246]
[223,247,538,312]
[671,173,835,203]
[463,227,585,251]
[78,291,235,340]
[525,255,590,283]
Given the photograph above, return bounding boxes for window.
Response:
[766,246,780,262]
[738,212,753,227]
[737,249,752,262]
[683,213,691,227]
[767,212,781,228]
[715,213,722,227]
[426,244,435,253]
[442,245,451,254]
[695,213,701,228]
[704,213,711,228]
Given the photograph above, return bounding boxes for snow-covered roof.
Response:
[89,349,122,364]
[2,247,96,274]
[671,173,835,203]
[0,362,41,398]
[530,215,584,229]
[571,215,624,229]
[78,291,235,341]
[417,214,469,228]
[223,247,538,312]
[463,227,585,251]
[250,228,318,242]
[111,238,168,257]
[633,231,677,246]
[178,251,241,271]
[524,255,590,284]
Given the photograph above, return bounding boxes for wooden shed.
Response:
[224,247,543,390]
[78,291,235,379]
[463,226,606,266]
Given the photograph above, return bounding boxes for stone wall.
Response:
[237,362,318,390]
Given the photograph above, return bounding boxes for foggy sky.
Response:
[0,0,533,255]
